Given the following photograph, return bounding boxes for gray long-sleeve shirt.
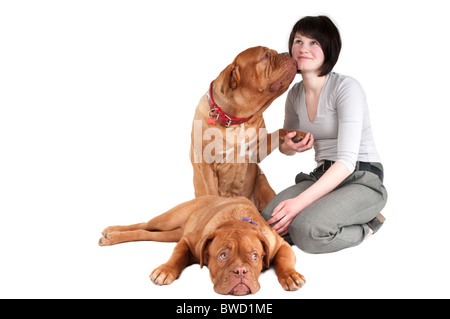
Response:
[284,72,381,172]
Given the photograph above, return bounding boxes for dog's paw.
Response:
[150,264,180,286]
[98,232,117,246]
[102,226,120,237]
[277,270,306,291]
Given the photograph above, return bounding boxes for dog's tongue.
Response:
[230,283,251,296]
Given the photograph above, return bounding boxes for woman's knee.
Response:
[289,215,333,254]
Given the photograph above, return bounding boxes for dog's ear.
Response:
[220,63,240,94]
[257,232,271,269]
[196,231,216,268]
[229,64,240,89]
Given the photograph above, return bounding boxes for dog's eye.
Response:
[262,53,270,60]
[219,252,227,260]
[251,253,259,261]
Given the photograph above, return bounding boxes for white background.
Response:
[1,0,449,299]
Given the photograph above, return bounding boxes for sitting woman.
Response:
[261,16,388,254]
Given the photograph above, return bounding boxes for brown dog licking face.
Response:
[192,46,301,209]
[199,222,270,296]
[214,46,298,120]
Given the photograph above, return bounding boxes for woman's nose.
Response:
[299,44,309,53]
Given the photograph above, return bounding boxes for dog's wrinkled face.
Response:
[199,223,270,296]
[218,46,297,118]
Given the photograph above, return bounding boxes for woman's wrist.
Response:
[279,143,296,156]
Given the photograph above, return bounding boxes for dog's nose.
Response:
[232,265,248,277]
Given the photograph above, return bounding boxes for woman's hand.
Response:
[268,162,351,236]
[267,198,305,236]
[280,131,314,156]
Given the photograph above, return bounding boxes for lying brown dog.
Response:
[190,46,305,211]
[99,195,305,295]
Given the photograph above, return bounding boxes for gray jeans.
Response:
[261,163,388,254]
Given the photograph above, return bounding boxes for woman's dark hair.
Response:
[288,16,342,76]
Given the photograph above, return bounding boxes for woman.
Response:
[261,16,388,254]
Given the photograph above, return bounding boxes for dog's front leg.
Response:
[253,129,280,163]
[253,129,307,163]
[272,243,306,291]
[150,238,192,286]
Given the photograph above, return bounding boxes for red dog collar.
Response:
[206,81,253,127]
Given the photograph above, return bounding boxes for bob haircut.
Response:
[288,16,342,76]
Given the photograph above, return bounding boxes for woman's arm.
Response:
[268,161,351,236]
[269,78,367,235]
[270,77,367,235]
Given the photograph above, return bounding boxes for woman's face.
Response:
[291,33,325,75]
